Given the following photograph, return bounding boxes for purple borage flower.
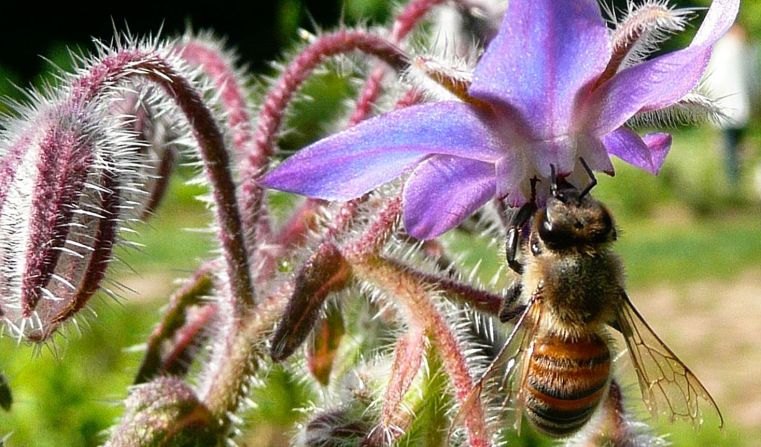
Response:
[261,0,739,240]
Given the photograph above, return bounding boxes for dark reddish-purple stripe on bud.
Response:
[20,127,94,317]
[140,147,176,219]
[29,166,122,341]
[0,115,130,342]
[270,242,351,361]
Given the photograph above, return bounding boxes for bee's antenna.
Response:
[578,158,597,199]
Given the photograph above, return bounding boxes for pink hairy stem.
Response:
[239,31,408,246]
[348,0,446,125]
[364,325,427,445]
[176,40,276,242]
[177,41,255,156]
[353,255,490,447]
[67,49,255,312]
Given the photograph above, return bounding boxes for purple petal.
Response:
[577,134,614,175]
[603,128,671,174]
[589,0,739,135]
[642,132,672,173]
[495,150,530,204]
[469,0,610,139]
[260,102,504,201]
[403,155,495,239]
[534,137,578,178]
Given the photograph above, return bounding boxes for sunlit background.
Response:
[1,0,760,445]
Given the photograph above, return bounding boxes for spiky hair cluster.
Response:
[606,0,725,129]
[605,0,696,68]
[0,37,192,340]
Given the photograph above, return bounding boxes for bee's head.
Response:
[533,163,617,253]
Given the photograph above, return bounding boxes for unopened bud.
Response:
[106,377,216,447]
[0,104,147,341]
[270,242,350,361]
[111,88,179,219]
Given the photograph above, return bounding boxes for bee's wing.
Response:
[616,291,723,428]
[451,296,543,436]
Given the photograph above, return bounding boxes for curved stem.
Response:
[68,49,255,311]
[176,40,277,244]
[349,0,446,124]
[68,49,268,439]
[198,281,292,424]
[135,263,215,384]
[398,265,503,316]
[176,40,255,156]
[247,30,407,168]
[239,31,408,242]
[341,196,403,257]
[366,325,427,445]
[353,255,489,447]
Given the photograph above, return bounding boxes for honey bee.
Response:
[478,160,722,438]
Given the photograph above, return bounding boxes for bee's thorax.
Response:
[523,249,624,336]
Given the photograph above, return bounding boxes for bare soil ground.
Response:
[631,268,761,432]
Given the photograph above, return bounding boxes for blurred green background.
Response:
[1,0,761,445]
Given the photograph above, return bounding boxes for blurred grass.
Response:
[0,175,212,447]
[119,170,214,272]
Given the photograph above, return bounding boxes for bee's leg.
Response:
[578,157,597,199]
[506,201,535,274]
[499,280,525,323]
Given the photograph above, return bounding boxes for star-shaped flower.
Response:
[261,0,739,239]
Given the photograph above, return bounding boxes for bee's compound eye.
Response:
[531,239,542,256]
[543,216,552,233]
[538,212,554,245]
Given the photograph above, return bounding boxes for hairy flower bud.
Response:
[303,407,372,447]
[106,377,216,447]
[111,87,179,219]
[0,101,147,341]
[270,242,350,361]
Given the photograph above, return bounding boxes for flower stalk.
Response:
[352,255,489,447]
[349,0,447,125]
[135,263,216,384]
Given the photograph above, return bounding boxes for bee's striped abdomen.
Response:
[524,333,610,437]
